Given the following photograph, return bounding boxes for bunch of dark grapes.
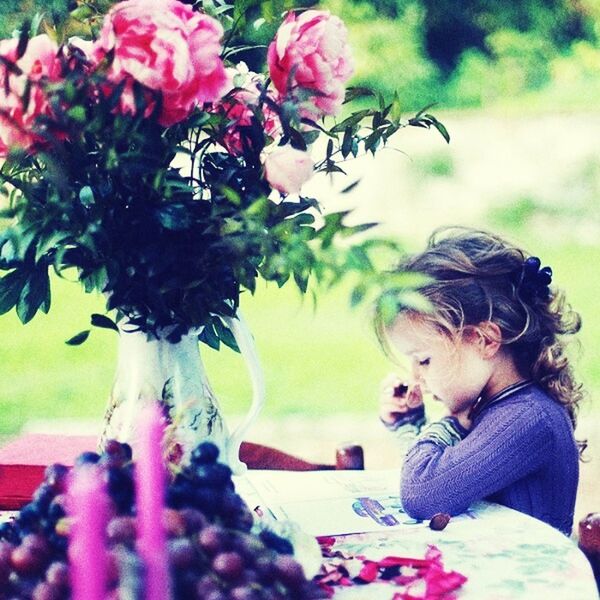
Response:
[0,441,324,600]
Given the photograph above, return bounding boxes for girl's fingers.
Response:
[393,382,410,398]
[379,400,408,422]
[380,398,408,413]
[379,375,422,425]
[380,373,403,393]
[406,383,424,408]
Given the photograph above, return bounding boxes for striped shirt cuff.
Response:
[416,416,468,448]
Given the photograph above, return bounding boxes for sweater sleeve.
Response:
[400,402,553,519]
[381,404,426,460]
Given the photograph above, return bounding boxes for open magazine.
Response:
[233,468,431,537]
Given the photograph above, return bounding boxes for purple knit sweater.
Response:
[400,384,579,535]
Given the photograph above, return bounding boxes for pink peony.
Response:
[95,0,229,127]
[267,10,354,119]
[263,145,314,195]
[216,65,281,155]
[0,35,61,156]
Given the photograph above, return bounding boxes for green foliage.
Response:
[345,0,595,72]
[331,1,444,109]
[0,0,71,38]
[445,30,555,107]
[0,2,447,350]
[324,0,600,111]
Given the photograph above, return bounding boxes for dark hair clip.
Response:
[518,256,552,301]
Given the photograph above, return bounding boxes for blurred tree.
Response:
[346,0,596,73]
[423,0,594,72]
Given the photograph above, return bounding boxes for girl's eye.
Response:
[418,358,430,366]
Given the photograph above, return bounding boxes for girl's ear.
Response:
[466,321,502,359]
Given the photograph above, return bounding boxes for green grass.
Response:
[0,236,598,437]
[0,275,390,435]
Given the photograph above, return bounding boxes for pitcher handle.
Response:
[221,311,265,474]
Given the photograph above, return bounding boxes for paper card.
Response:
[233,469,428,536]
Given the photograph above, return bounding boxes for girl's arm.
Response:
[400,401,553,519]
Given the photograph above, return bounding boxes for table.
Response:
[323,501,597,599]
[2,483,597,599]
[234,468,597,598]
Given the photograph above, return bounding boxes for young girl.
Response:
[377,227,584,536]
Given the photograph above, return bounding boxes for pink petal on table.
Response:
[378,555,433,569]
[356,560,379,583]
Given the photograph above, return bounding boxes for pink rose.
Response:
[267,10,354,119]
[95,0,228,127]
[263,145,314,194]
[216,66,281,155]
[0,35,61,156]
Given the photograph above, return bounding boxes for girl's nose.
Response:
[411,361,425,383]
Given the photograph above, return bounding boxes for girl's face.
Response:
[387,314,495,415]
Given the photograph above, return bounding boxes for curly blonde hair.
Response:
[377,226,585,441]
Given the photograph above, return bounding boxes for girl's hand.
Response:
[379,373,424,429]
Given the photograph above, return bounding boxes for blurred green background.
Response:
[1,0,600,436]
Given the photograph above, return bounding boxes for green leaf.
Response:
[79,185,94,207]
[91,313,119,332]
[67,106,87,123]
[340,179,361,194]
[346,246,373,271]
[65,330,91,345]
[341,128,353,159]
[81,267,108,294]
[36,232,71,261]
[302,130,320,145]
[319,212,348,249]
[384,271,432,289]
[425,114,450,143]
[350,284,367,307]
[199,322,220,350]
[326,139,334,160]
[220,186,241,206]
[413,102,437,121]
[293,270,309,293]
[329,109,373,133]
[0,270,27,315]
[344,87,376,103]
[156,204,193,230]
[214,318,240,353]
[390,91,402,124]
[289,213,315,227]
[16,22,30,60]
[22,79,32,112]
[377,292,400,326]
[69,5,94,19]
[16,267,50,324]
[395,290,433,313]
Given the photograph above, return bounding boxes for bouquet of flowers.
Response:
[0,0,447,466]
[0,0,446,344]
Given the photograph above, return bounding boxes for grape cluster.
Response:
[0,441,324,600]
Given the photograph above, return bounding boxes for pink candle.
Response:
[68,464,109,600]
[136,403,170,600]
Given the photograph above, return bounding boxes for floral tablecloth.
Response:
[2,501,597,598]
[323,501,597,599]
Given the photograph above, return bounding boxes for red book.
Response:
[0,434,97,510]
[0,433,331,510]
